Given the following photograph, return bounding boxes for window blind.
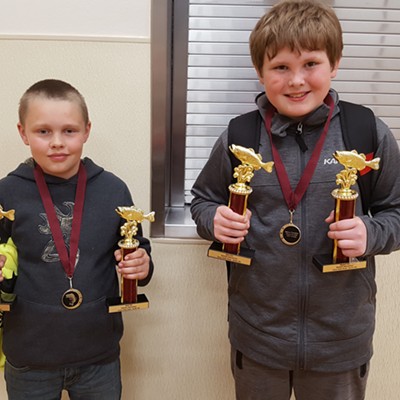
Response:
[184,0,400,203]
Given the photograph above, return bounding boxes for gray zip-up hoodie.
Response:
[191,90,400,372]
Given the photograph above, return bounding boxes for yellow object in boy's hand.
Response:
[0,237,18,280]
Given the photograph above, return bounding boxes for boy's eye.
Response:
[306,61,318,68]
[39,129,49,135]
[274,65,288,71]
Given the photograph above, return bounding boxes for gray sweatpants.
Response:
[231,348,368,400]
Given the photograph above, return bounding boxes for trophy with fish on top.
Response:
[207,145,274,266]
[313,150,380,273]
[107,206,155,313]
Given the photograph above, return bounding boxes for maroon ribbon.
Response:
[34,163,87,278]
[264,95,335,211]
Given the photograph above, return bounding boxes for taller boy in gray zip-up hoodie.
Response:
[190,1,400,399]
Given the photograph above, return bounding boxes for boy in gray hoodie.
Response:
[191,1,400,399]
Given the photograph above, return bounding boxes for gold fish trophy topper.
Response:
[332,150,380,200]
[207,144,274,266]
[313,149,380,273]
[229,145,274,195]
[0,205,15,222]
[115,206,155,249]
[107,206,155,313]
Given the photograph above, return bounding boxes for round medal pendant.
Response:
[62,288,83,310]
[280,223,301,246]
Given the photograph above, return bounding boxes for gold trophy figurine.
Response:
[0,205,16,312]
[208,145,274,266]
[107,206,155,313]
[313,150,380,273]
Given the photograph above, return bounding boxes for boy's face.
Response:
[18,97,91,179]
[257,48,340,119]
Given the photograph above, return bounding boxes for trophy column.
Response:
[332,188,358,264]
[221,183,252,256]
[207,144,273,266]
[119,245,139,304]
[107,206,155,313]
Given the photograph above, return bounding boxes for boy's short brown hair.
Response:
[250,0,343,73]
[19,79,89,125]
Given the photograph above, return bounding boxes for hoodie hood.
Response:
[255,88,340,137]
[7,157,104,184]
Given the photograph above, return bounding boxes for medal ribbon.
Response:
[34,162,87,278]
[265,95,334,211]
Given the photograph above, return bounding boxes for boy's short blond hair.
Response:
[19,79,89,125]
[250,0,343,73]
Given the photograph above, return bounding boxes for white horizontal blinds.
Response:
[184,0,400,203]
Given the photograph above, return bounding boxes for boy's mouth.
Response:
[49,153,68,160]
[286,92,309,99]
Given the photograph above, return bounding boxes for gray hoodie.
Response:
[191,90,400,372]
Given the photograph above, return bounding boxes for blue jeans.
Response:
[4,358,122,400]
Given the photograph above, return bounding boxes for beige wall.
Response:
[0,38,400,400]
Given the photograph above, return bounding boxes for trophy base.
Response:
[207,242,254,266]
[107,293,149,313]
[0,302,13,312]
[0,291,16,312]
[313,254,367,273]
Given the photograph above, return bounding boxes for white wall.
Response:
[0,0,150,39]
[0,2,399,400]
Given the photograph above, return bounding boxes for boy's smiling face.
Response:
[257,47,340,119]
[18,97,91,179]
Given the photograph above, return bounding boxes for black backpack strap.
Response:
[339,101,377,214]
[225,110,261,281]
[228,110,262,170]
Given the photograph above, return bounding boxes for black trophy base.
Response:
[313,254,367,273]
[207,241,254,266]
[107,293,149,313]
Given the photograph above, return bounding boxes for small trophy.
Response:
[0,205,16,312]
[107,206,155,313]
[207,145,274,266]
[313,150,380,273]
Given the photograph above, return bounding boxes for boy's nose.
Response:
[288,71,305,87]
[50,132,64,147]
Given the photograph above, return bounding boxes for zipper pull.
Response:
[295,122,308,152]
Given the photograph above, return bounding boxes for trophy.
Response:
[313,150,380,273]
[107,206,155,313]
[0,205,16,312]
[207,145,274,266]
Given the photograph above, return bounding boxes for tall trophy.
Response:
[207,145,274,266]
[107,206,155,313]
[0,205,16,312]
[313,150,380,273]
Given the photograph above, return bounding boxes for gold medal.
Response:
[280,223,301,245]
[61,278,83,310]
[62,287,83,310]
[280,210,301,246]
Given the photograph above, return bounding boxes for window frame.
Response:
[151,0,194,238]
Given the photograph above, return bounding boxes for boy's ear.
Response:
[330,58,341,79]
[17,123,29,146]
[84,121,91,142]
[255,68,264,85]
